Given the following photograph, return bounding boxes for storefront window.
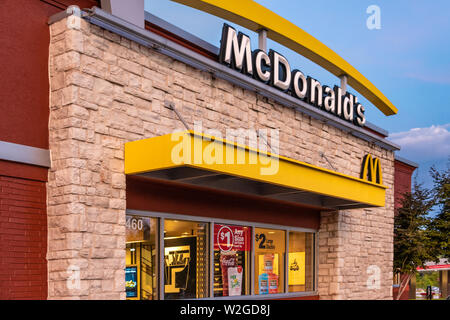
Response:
[288,231,315,292]
[126,215,157,300]
[254,228,286,295]
[125,212,316,299]
[214,224,251,297]
[164,219,209,299]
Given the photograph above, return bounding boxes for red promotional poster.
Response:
[214,224,251,252]
[220,252,237,296]
[268,273,279,294]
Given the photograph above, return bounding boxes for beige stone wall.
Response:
[47,17,394,299]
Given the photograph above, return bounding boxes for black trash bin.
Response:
[426,285,433,300]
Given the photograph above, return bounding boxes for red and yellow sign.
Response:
[214,224,251,252]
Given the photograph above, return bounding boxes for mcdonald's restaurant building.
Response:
[0,0,418,300]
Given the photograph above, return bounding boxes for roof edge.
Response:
[395,155,419,168]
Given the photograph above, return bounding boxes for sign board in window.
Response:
[214,224,251,252]
[254,228,286,294]
[288,252,305,285]
[125,266,138,298]
[214,224,251,297]
[126,216,150,242]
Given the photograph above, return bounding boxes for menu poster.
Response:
[258,253,279,276]
[125,266,138,298]
[219,252,237,296]
[214,224,251,252]
[227,266,243,296]
[215,224,249,296]
[258,273,269,295]
[268,273,278,294]
[255,231,284,252]
[257,254,279,294]
[288,252,305,285]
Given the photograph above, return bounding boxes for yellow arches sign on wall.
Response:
[361,154,383,185]
[172,0,398,117]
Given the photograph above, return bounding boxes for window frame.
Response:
[253,227,287,295]
[126,209,318,300]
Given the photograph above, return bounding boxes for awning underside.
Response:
[139,166,377,210]
[125,131,387,210]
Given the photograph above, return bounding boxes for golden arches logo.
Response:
[172,0,398,116]
[361,154,383,185]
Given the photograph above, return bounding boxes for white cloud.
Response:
[404,71,450,85]
[390,124,450,162]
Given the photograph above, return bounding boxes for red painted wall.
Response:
[0,0,98,150]
[127,176,321,230]
[0,165,48,300]
[393,285,410,300]
[393,160,416,300]
[0,0,98,300]
[394,160,417,210]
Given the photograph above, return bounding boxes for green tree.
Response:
[416,272,439,290]
[394,181,436,300]
[428,163,450,260]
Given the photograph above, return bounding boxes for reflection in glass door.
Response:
[163,219,209,299]
[125,215,157,300]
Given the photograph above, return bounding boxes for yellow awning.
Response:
[125,131,387,209]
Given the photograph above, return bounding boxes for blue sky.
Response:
[144,0,450,187]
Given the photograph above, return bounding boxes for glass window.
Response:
[254,228,286,295]
[213,224,251,297]
[288,231,315,292]
[164,219,209,299]
[124,213,317,299]
[126,215,157,300]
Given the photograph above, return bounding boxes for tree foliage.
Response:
[416,272,439,290]
[394,182,436,275]
[393,161,450,299]
[428,164,450,259]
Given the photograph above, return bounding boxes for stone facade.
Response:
[47,16,395,299]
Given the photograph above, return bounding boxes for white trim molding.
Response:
[0,140,51,168]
